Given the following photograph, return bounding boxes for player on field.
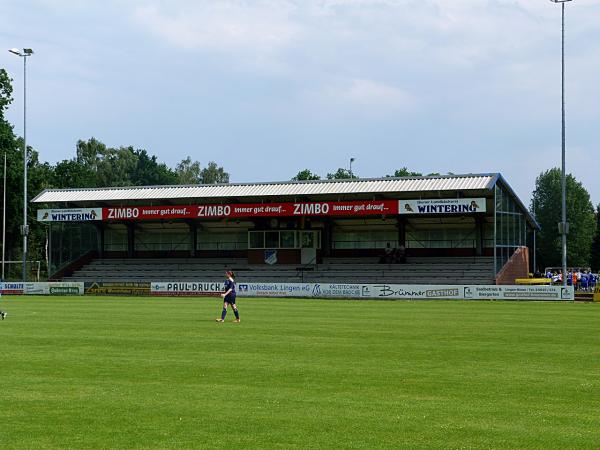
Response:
[216,270,240,323]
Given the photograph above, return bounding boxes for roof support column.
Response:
[397,216,406,250]
[96,222,104,259]
[475,216,483,257]
[127,223,135,259]
[190,221,197,258]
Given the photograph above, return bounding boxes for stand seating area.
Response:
[66,256,495,285]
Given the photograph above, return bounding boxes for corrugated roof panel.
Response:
[32,174,496,203]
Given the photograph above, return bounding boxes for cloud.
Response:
[303,78,415,116]
[133,2,301,53]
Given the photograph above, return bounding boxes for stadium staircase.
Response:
[66,256,495,285]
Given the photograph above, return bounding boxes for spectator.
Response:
[581,272,589,292]
[380,244,393,264]
[394,245,406,264]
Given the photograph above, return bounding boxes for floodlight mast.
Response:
[549,0,571,288]
[8,47,34,282]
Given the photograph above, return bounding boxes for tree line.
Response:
[1,67,599,275]
[0,69,228,272]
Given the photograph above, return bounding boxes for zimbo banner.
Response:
[399,198,486,215]
[37,208,103,222]
[151,282,574,301]
[102,201,398,220]
[36,199,489,223]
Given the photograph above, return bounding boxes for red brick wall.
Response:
[495,247,529,285]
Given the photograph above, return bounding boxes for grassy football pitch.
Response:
[1,296,600,449]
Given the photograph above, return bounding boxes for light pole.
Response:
[349,157,355,179]
[550,0,571,287]
[8,48,33,282]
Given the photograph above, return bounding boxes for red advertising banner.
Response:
[104,200,398,221]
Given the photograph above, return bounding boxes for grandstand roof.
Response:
[33,173,496,203]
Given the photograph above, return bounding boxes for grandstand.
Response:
[67,256,495,285]
[32,173,536,286]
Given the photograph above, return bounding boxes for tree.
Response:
[327,168,355,180]
[130,149,177,186]
[201,161,229,184]
[53,159,97,189]
[292,169,320,181]
[75,137,105,172]
[387,167,422,177]
[0,69,23,267]
[93,146,137,187]
[590,204,600,271]
[175,156,202,184]
[532,168,596,269]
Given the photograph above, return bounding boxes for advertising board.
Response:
[151,282,225,296]
[151,281,574,301]
[23,282,84,295]
[398,198,486,215]
[0,282,25,295]
[37,208,103,222]
[84,282,150,296]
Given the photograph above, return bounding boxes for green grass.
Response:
[1,296,600,449]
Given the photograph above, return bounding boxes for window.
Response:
[249,232,265,249]
[248,230,320,249]
[281,231,296,248]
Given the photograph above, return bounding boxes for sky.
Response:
[1,0,599,206]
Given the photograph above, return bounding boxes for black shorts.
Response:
[224,295,236,304]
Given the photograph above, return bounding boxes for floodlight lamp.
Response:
[8,48,22,56]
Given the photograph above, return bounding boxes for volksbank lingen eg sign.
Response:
[37,208,103,222]
[399,198,486,215]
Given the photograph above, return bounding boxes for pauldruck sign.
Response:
[398,198,486,215]
[151,282,225,296]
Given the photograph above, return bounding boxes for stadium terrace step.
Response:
[67,256,495,286]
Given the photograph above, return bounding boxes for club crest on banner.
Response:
[264,250,278,265]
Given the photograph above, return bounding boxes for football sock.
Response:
[234,309,239,319]
[221,308,227,320]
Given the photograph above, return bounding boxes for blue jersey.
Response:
[224,279,236,299]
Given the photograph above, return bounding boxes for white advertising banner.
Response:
[23,282,85,295]
[398,198,486,215]
[37,208,103,222]
[360,284,574,301]
[151,281,574,301]
[151,282,225,296]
